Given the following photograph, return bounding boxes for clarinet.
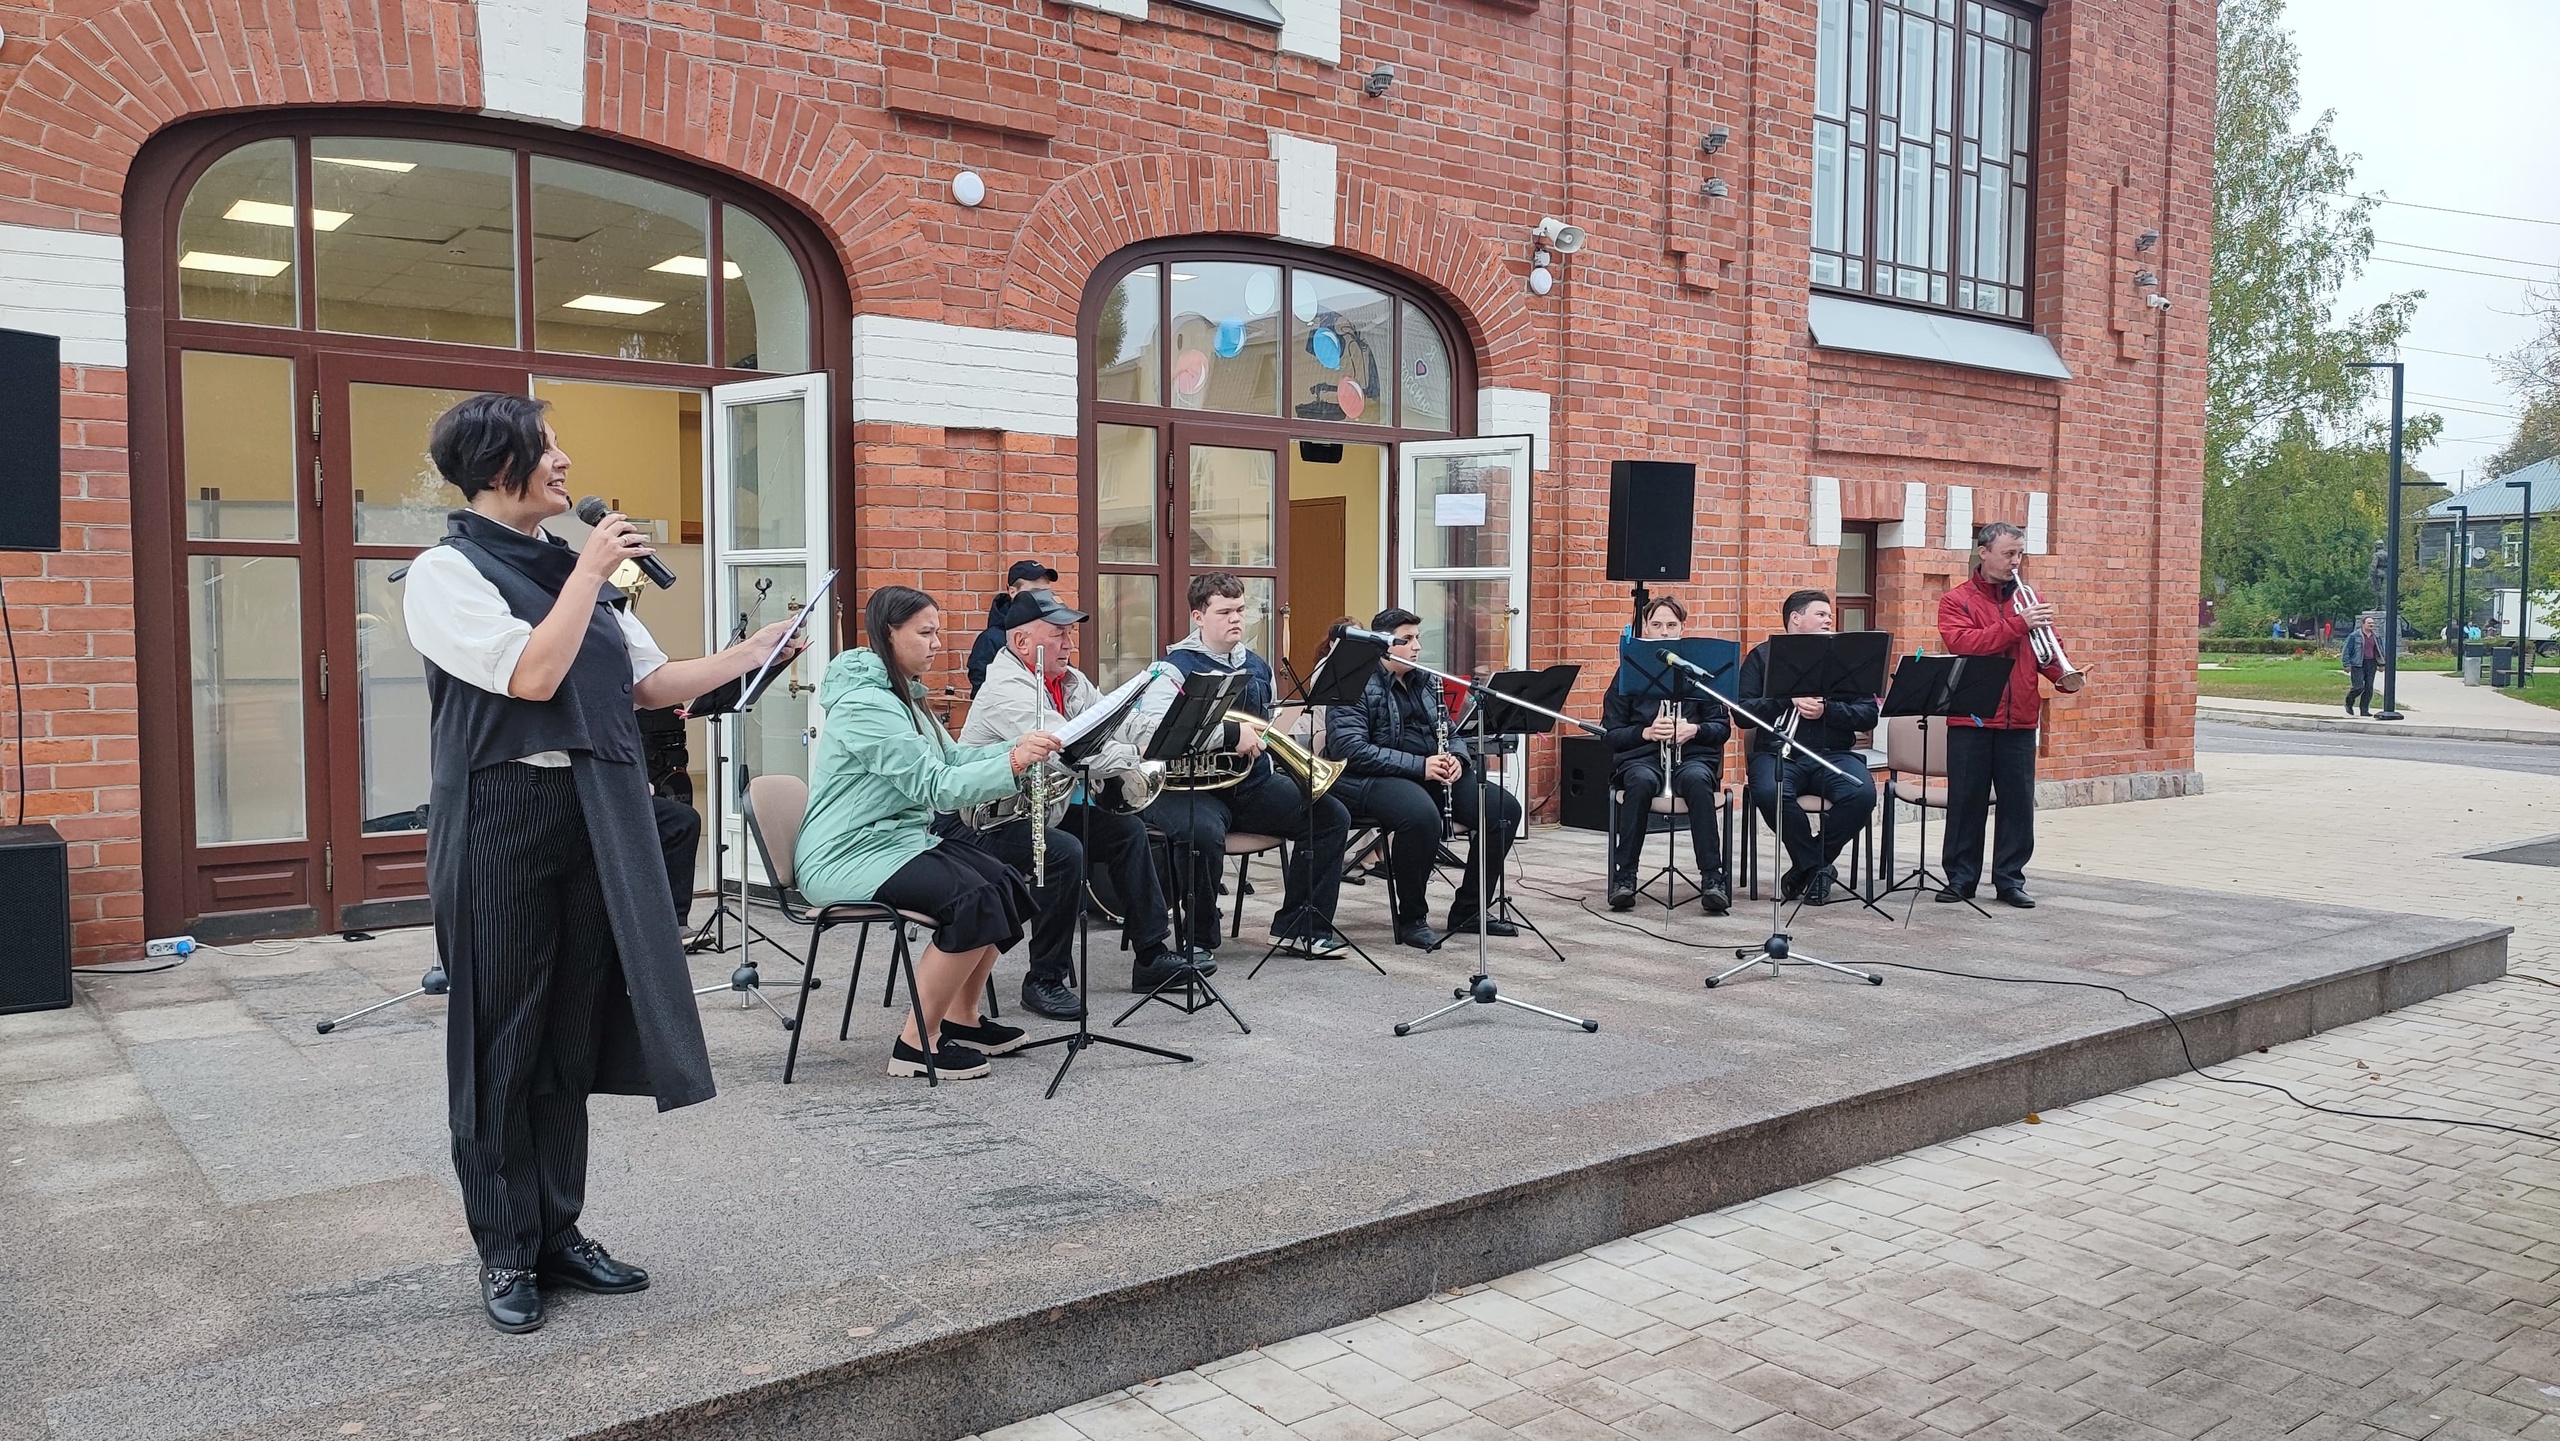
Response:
[1435,710,1454,822]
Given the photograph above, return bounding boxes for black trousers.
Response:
[1148,769,1348,948]
[1611,758,1724,885]
[1749,750,1875,880]
[2346,661,2378,713]
[1941,725,2038,894]
[1342,770,1521,926]
[653,795,701,926]
[965,806,1170,980]
[452,765,614,1271]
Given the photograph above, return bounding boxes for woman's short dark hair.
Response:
[1641,596,1687,627]
[1370,606,1423,632]
[428,393,552,501]
[863,585,938,731]
[1782,588,1832,623]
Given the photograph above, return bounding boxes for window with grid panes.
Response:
[1810,0,2038,321]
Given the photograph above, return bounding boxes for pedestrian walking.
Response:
[2341,614,2383,716]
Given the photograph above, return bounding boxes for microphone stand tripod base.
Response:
[1705,929,1883,989]
[316,964,450,1035]
[1395,972,1599,1037]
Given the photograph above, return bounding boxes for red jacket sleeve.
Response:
[1938,584,2028,657]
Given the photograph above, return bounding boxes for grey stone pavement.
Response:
[978,743,2560,1441]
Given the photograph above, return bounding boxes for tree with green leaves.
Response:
[2207,0,2425,602]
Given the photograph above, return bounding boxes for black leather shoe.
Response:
[1778,866,1809,903]
[1803,868,1838,906]
[1134,949,1214,991]
[1702,877,1732,915]
[1606,883,1636,912]
[1019,975,1085,1021]
[1447,912,1519,938]
[1934,885,1973,904]
[1395,920,1442,951]
[1996,888,2038,909]
[483,1267,545,1333]
[537,1238,649,1295]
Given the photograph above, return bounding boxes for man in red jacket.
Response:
[1935,522,2074,908]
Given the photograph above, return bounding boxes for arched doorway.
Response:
[127,113,848,940]
[1077,241,1525,693]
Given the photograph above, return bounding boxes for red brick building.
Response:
[0,0,2209,959]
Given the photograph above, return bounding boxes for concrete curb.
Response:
[2200,706,2560,747]
[598,927,2510,1441]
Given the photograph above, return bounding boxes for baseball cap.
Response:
[1006,559,1059,586]
[999,588,1089,629]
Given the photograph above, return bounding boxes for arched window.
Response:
[132,115,839,940]
[1079,243,1473,688]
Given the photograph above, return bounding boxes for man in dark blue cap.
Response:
[968,559,1058,695]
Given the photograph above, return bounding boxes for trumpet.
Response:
[2013,564,2088,694]
[1657,699,1678,777]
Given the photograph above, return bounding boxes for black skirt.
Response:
[872,839,1035,954]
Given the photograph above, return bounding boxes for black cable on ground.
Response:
[1509,875,2560,1147]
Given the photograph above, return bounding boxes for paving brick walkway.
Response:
[980,751,2560,1441]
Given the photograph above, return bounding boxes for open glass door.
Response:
[708,372,831,887]
[1398,435,1533,678]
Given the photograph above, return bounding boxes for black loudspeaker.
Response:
[0,329,63,554]
[1557,736,1615,833]
[1605,460,1695,583]
[0,824,72,1013]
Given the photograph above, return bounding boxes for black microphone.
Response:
[1340,625,1401,647]
[574,496,677,590]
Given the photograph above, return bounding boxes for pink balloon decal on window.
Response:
[1174,349,1209,396]
[1337,379,1364,420]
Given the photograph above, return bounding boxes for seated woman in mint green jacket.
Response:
[796,585,1063,1080]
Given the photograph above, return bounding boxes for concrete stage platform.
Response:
[2,828,2506,1441]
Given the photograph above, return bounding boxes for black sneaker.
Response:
[1019,974,1085,1021]
[1702,876,1732,915]
[1606,878,1636,911]
[888,1037,989,1079]
[941,1016,1029,1055]
[1934,884,1973,903]
[1778,866,1810,903]
[1447,912,1519,938]
[1803,868,1840,905]
[1395,920,1442,950]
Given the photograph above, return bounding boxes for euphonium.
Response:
[1230,710,1345,803]
[2013,563,2089,694]
[1087,757,1166,814]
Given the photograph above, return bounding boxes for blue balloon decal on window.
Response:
[1309,327,1343,371]
[1214,319,1247,359]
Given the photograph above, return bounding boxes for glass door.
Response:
[1398,435,1533,678]
[321,355,526,930]
[707,373,831,886]
[1175,428,1286,662]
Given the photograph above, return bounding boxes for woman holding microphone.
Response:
[407,392,808,1335]
[795,585,1064,1080]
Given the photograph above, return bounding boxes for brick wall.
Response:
[0,0,2211,952]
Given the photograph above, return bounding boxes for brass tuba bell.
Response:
[1228,710,1345,803]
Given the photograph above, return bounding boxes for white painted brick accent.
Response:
[848,315,1078,436]
[1276,0,1342,64]
[1268,131,1338,247]
[1809,476,1843,547]
[0,223,126,368]
[1476,388,1550,473]
[2025,491,2050,555]
[477,0,587,128]
[1943,485,1974,551]
[1877,480,1927,548]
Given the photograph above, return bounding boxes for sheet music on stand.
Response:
[689,568,839,717]
[1052,666,1157,765]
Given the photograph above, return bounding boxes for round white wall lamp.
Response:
[951,171,987,208]
[1527,265,1554,297]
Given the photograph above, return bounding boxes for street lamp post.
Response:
[2447,503,2468,671]
[2511,478,2536,686]
[2349,361,2408,719]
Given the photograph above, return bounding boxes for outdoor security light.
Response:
[951,171,987,207]
[1703,127,1730,154]
[2136,230,2160,251]
[1528,265,1554,296]
[1703,178,1729,199]
[1364,65,1395,97]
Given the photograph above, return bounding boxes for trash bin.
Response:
[2462,654,2484,686]
[2490,647,2515,688]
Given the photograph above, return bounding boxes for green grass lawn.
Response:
[2199,651,2560,712]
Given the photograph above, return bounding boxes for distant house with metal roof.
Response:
[2419,459,2560,567]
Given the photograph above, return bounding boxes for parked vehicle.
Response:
[2488,589,2558,657]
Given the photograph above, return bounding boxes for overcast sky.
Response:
[2286,0,2560,494]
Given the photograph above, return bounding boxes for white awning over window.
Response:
[1809,294,2072,381]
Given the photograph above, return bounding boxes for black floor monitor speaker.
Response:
[1605,460,1694,583]
[1558,736,1614,833]
[0,328,64,554]
[0,824,72,1013]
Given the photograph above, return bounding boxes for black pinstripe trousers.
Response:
[451,764,617,1269]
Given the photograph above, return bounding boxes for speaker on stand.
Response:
[1606,458,1697,631]
[0,330,71,1008]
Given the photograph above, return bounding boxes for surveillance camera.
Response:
[1703,178,1729,199]
[1363,64,1395,98]
[1702,126,1731,155]
[1534,217,1587,254]
[2145,292,2172,312]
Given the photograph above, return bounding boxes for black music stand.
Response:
[1710,630,1891,989]
[1117,673,1252,1032]
[1422,666,1574,963]
[1252,634,1389,979]
[1393,663,1601,1037]
[1875,652,2014,920]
